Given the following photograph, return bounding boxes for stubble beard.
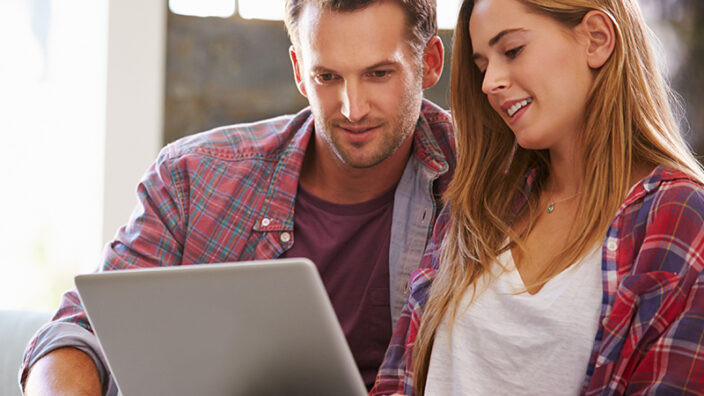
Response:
[313,76,423,170]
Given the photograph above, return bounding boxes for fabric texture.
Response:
[372,166,704,396]
[280,184,396,387]
[20,100,456,394]
[424,245,603,395]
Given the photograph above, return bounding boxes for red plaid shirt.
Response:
[372,166,704,395]
[20,100,456,393]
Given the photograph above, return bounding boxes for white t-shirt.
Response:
[425,246,602,395]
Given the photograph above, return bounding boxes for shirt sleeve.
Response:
[19,147,188,392]
[370,204,450,396]
[626,272,704,394]
[621,181,704,394]
[20,322,119,396]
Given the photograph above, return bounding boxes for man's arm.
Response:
[20,149,188,394]
[24,347,101,396]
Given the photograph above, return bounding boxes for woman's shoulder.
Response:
[625,166,704,243]
[643,166,704,212]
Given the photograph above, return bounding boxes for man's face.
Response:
[291,1,425,169]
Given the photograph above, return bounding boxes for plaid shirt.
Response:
[372,166,704,395]
[20,100,456,393]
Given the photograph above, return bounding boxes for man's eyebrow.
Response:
[310,60,400,74]
[365,60,400,71]
[472,28,527,61]
[311,65,334,74]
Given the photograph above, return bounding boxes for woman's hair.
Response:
[412,0,704,393]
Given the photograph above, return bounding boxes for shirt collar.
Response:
[253,109,314,233]
[255,100,453,232]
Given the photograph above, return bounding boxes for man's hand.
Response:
[24,347,101,396]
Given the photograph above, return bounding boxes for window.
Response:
[168,0,462,28]
[0,0,107,310]
[169,0,235,18]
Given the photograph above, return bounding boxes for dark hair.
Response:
[284,0,437,56]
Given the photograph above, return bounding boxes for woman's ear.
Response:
[579,10,616,69]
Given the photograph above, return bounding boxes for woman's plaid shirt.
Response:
[372,166,704,395]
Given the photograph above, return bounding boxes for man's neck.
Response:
[299,134,413,204]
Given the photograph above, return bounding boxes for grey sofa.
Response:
[0,310,52,396]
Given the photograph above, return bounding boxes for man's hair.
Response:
[284,0,437,57]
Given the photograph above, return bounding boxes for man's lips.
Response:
[336,125,381,134]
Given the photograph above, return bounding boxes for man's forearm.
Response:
[24,347,102,396]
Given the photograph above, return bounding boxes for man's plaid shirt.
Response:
[372,166,704,395]
[20,100,456,394]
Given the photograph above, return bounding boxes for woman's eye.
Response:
[505,46,524,59]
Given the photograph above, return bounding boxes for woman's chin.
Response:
[514,135,548,151]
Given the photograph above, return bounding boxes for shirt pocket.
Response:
[600,271,682,365]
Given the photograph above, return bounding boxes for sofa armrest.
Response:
[0,310,52,396]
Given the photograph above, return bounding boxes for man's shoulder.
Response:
[420,99,452,127]
[162,108,314,162]
[414,99,456,175]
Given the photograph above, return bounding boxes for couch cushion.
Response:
[0,310,52,396]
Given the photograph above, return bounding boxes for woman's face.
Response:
[469,0,595,153]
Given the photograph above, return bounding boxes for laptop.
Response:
[75,258,368,396]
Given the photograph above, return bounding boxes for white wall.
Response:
[102,0,166,245]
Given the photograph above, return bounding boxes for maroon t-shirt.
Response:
[280,185,394,389]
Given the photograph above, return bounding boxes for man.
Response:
[21,0,454,394]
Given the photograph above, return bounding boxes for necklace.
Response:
[546,191,581,214]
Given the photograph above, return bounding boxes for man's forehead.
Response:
[296,1,412,69]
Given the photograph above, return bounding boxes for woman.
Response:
[372,0,704,395]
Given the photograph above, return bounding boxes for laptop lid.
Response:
[75,258,368,396]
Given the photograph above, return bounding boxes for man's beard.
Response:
[312,81,423,169]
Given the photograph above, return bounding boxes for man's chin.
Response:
[335,151,387,170]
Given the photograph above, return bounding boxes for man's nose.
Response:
[340,81,370,123]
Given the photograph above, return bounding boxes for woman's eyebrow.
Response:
[472,28,527,61]
[488,28,527,47]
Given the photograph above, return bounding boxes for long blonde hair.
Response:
[412,0,704,393]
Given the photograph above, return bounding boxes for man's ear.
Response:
[421,35,444,89]
[579,10,616,69]
[289,45,308,97]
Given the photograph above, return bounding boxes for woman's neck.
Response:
[546,144,583,197]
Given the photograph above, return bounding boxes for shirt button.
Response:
[280,232,291,243]
[607,239,618,252]
[261,218,271,227]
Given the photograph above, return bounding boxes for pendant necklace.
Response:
[546,192,581,214]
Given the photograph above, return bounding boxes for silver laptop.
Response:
[75,258,368,396]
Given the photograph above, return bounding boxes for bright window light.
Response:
[169,0,235,18]
[237,0,459,27]
[438,0,462,30]
[238,0,285,21]
[0,0,106,310]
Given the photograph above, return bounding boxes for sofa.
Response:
[0,310,52,396]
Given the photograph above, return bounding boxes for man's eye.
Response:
[369,70,390,78]
[315,73,336,83]
[505,46,524,59]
